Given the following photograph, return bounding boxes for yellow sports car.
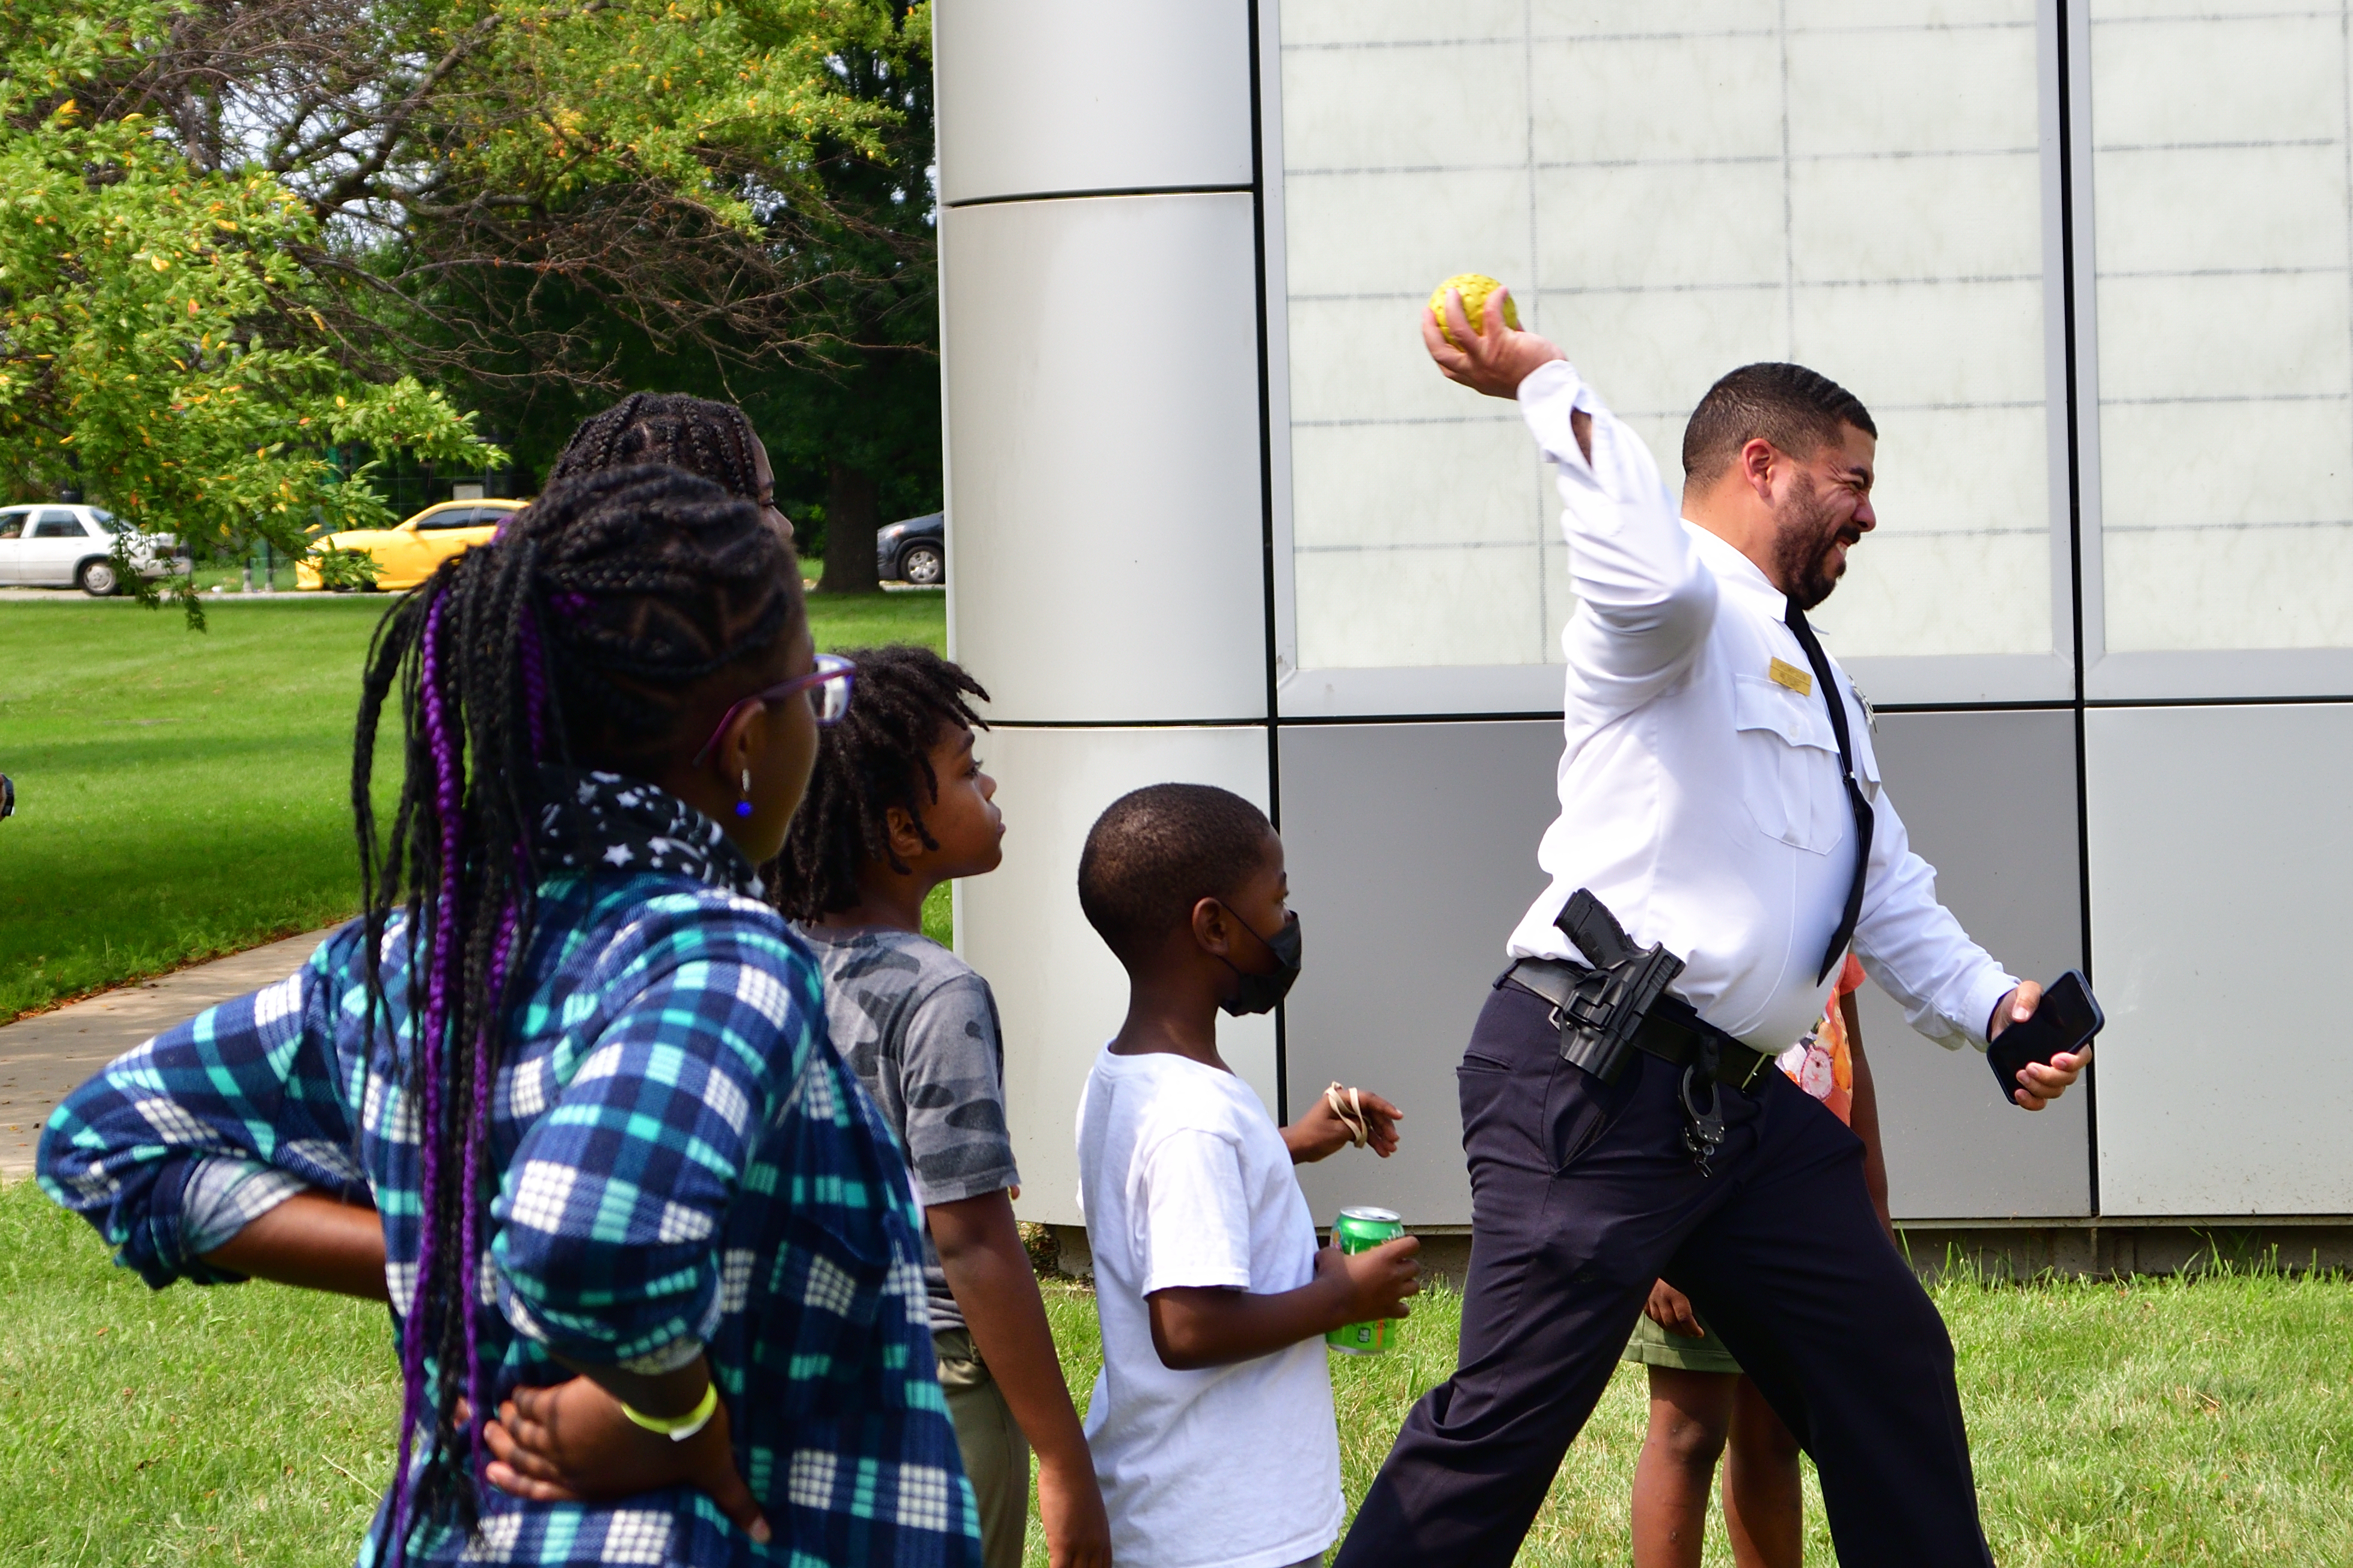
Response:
[296,498,525,592]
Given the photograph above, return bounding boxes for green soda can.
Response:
[1326,1206,1407,1355]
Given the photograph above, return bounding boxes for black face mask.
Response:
[1216,907,1303,1017]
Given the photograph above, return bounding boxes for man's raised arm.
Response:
[1423,289,1715,707]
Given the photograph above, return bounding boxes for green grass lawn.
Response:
[0,1180,396,1566]
[0,591,948,1024]
[3,1175,2346,1566]
[1028,1269,2353,1566]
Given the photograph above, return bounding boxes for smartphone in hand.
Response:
[1987,969,2103,1100]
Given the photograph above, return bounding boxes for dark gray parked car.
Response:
[876,512,944,586]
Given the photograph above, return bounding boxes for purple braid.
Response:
[391,590,465,1565]
[450,608,541,1494]
[458,899,519,1493]
[518,613,550,760]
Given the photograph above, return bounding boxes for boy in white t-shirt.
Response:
[1073,783,1422,1568]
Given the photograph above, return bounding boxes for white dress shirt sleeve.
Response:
[1851,783,2020,1050]
[1518,360,1717,713]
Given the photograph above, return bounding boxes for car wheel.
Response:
[78,559,121,597]
[899,542,945,586]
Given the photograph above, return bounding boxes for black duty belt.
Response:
[1502,957,1775,1092]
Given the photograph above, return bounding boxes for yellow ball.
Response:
[1428,274,1521,347]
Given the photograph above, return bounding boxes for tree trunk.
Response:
[817,461,883,595]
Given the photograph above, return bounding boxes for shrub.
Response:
[309,545,382,592]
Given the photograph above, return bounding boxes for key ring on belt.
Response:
[1680,1044,1728,1179]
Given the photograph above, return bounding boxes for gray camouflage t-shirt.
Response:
[793,922,1020,1332]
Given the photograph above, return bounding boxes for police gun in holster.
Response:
[1509,890,1769,1175]
[1542,889,1686,1084]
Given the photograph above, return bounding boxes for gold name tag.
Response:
[1769,657,1814,696]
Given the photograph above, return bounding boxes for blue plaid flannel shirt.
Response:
[38,815,983,1568]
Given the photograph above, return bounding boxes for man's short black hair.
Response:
[1078,784,1277,963]
[1681,363,1876,489]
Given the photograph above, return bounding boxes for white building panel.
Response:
[2088,704,2353,1214]
[962,724,1275,1228]
[942,193,1268,724]
[932,0,1251,205]
[2088,2,2353,656]
[1275,0,2061,703]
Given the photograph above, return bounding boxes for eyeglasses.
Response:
[692,652,855,766]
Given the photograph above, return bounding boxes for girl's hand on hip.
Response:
[483,1374,771,1545]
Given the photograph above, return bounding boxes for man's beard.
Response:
[1773,474,1857,611]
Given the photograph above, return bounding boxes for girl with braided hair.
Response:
[548,392,796,546]
[39,467,983,1568]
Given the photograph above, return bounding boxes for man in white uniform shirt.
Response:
[1332,293,2091,1568]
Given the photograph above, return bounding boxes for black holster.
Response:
[1533,889,1686,1084]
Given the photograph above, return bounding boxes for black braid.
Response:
[349,464,802,1552]
[772,647,990,922]
[548,393,765,500]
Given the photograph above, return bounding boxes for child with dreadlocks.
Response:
[545,391,798,548]
[762,646,1112,1568]
[38,467,982,1568]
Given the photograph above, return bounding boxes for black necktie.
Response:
[1784,598,1875,984]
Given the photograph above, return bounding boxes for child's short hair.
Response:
[772,646,990,920]
[1078,784,1276,963]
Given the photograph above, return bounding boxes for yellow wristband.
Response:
[620,1380,719,1442]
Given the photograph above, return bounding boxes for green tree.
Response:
[360,0,944,591]
[79,0,918,390]
[0,1,494,619]
[18,0,945,602]
[756,2,939,595]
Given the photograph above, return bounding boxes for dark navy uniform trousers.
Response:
[1333,982,1993,1568]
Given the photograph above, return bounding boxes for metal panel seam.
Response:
[2056,0,2102,1216]
[945,184,1256,210]
[1247,0,1288,1122]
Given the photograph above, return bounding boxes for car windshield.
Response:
[91,510,126,534]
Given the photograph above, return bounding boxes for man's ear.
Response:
[1740,436,1779,501]
[1189,896,1235,957]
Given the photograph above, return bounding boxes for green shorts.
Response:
[1621,1302,1746,1377]
[934,1327,1031,1568]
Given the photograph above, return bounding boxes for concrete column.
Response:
[936,1,1275,1221]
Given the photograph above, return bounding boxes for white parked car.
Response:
[0,504,186,595]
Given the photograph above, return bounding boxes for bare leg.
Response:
[1632,1367,1739,1568]
[1721,1374,1805,1568]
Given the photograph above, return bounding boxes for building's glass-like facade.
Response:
[2091,2,2353,652]
[1280,0,2057,676]
[937,1,2353,1227]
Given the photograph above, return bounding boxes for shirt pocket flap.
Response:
[1850,712,1883,795]
[1733,673,1837,753]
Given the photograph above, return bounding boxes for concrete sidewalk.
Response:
[0,928,342,1177]
[0,588,346,602]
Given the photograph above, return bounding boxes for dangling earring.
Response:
[735,767,754,819]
